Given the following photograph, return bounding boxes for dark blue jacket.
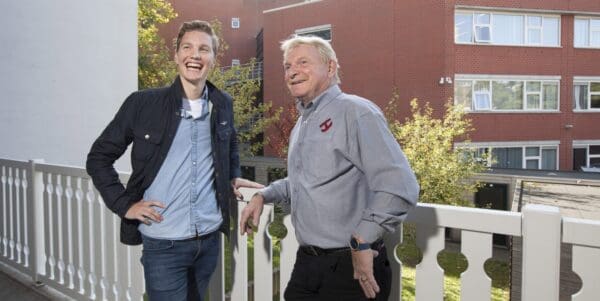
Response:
[86,77,240,245]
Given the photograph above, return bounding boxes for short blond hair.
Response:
[280,35,341,84]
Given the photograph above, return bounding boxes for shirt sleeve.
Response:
[260,177,291,205]
[351,110,420,243]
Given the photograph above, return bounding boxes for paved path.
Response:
[0,269,50,301]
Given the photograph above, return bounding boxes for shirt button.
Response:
[144,134,150,139]
[193,162,196,165]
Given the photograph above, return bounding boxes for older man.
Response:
[240,35,419,300]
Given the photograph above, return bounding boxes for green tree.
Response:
[207,19,281,157]
[386,96,486,206]
[138,0,177,89]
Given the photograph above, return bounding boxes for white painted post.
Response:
[230,201,249,301]
[521,204,560,301]
[279,215,298,299]
[415,223,445,301]
[254,204,274,301]
[383,225,402,301]
[28,159,45,281]
[460,230,492,301]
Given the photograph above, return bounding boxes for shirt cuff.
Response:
[258,186,276,204]
[355,221,386,244]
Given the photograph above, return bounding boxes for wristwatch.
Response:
[349,236,371,251]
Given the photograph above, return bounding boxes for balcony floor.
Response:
[0,269,50,301]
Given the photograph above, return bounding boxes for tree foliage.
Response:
[386,95,487,206]
[207,19,281,157]
[138,0,177,89]
[137,7,280,157]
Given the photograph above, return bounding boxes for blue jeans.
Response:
[141,232,220,301]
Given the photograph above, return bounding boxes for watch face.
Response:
[350,237,359,249]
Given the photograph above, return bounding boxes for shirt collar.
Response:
[181,85,209,119]
[296,84,342,115]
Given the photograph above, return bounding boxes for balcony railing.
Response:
[1,158,599,300]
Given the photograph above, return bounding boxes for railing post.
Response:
[28,159,45,282]
[521,204,560,301]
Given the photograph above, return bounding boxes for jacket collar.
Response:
[169,76,226,110]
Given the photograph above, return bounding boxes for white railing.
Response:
[1,158,600,300]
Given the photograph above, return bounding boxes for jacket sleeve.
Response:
[228,97,241,179]
[351,110,420,243]
[86,93,137,217]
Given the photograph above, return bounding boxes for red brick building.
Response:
[163,0,600,171]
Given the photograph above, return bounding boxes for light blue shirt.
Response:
[139,88,222,240]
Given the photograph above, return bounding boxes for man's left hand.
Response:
[351,246,380,299]
[231,178,264,200]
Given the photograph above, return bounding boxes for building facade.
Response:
[163,0,600,172]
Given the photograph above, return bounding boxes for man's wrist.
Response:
[349,235,371,251]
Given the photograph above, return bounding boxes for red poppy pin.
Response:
[320,118,332,132]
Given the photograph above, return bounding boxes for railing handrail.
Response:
[1,158,600,300]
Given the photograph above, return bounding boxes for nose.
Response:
[286,65,298,79]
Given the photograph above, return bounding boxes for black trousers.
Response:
[283,246,391,301]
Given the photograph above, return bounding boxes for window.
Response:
[455,13,473,43]
[573,78,600,110]
[454,76,560,111]
[459,143,559,170]
[455,11,560,47]
[575,17,600,48]
[474,81,491,110]
[295,25,332,41]
[231,59,240,66]
[573,142,600,170]
[231,17,240,29]
[475,13,491,42]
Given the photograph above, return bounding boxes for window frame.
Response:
[454,75,561,112]
[573,141,600,168]
[295,24,332,41]
[455,10,561,47]
[455,141,559,170]
[573,77,600,111]
[574,17,600,48]
[231,17,240,29]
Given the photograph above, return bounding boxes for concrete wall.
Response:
[0,0,137,171]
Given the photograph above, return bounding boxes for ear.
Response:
[328,60,336,77]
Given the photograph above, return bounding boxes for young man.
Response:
[240,35,419,300]
[87,20,262,300]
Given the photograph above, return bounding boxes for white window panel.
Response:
[493,14,524,45]
[574,17,600,48]
[475,13,491,42]
[456,10,560,47]
[474,81,491,110]
[526,81,542,110]
[295,24,332,41]
[454,75,560,112]
[573,83,589,110]
[455,13,473,43]
[543,82,559,110]
[231,17,240,29]
[591,19,600,47]
[542,17,559,46]
[527,16,542,45]
[575,18,590,47]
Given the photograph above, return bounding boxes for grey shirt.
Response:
[261,84,419,248]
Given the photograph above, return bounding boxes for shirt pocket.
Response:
[302,129,337,184]
[132,127,163,161]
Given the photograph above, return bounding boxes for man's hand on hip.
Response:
[351,244,380,298]
[125,200,165,225]
[239,193,264,235]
